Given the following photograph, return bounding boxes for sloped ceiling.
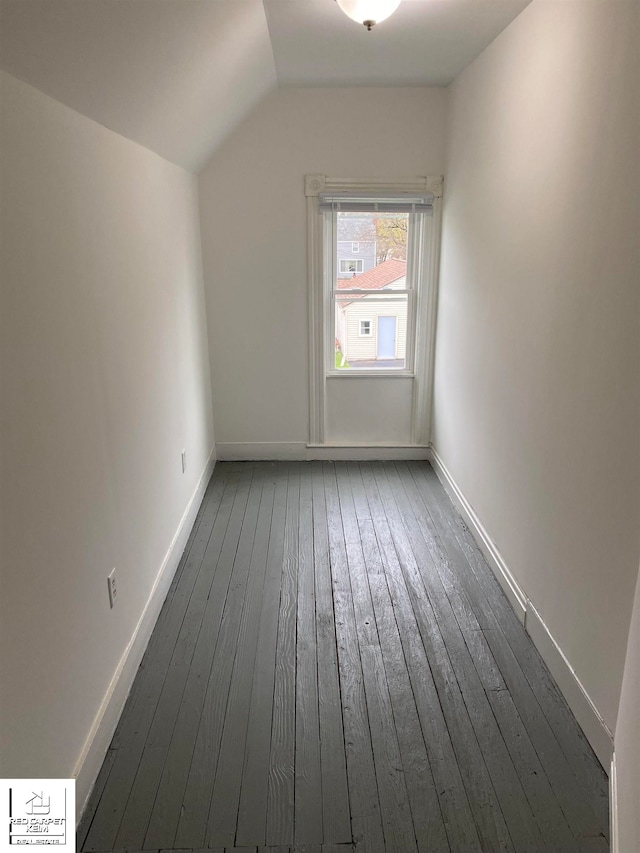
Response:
[0,0,529,172]
[0,0,277,172]
[264,0,530,87]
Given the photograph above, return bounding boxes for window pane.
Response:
[335,292,408,370]
[333,210,411,371]
[336,211,409,288]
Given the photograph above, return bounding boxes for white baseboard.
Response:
[610,752,619,853]
[525,602,614,769]
[429,447,527,621]
[216,441,431,461]
[307,443,431,460]
[216,441,308,460]
[73,449,216,822]
[429,446,614,771]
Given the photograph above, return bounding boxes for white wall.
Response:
[615,567,640,851]
[0,0,277,172]
[0,73,215,805]
[434,0,639,743]
[326,376,414,445]
[198,87,446,446]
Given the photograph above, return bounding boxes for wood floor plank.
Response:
[234,467,289,847]
[294,464,323,845]
[139,469,235,755]
[335,464,419,853]
[422,461,610,792]
[484,622,607,839]
[82,461,610,853]
[143,468,258,849]
[169,468,265,849]
[398,461,580,847]
[118,466,231,739]
[191,848,224,853]
[370,463,515,851]
[380,461,546,851]
[112,745,168,850]
[310,462,351,845]
[205,474,277,847]
[346,462,450,853]
[110,468,232,754]
[323,463,385,852]
[266,463,301,847]
[574,836,610,852]
[83,470,237,853]
[359,525,450,853]
[358,462,483,853]
[386,462,564,848]
[412,461,609,838]
[76,746,118,851]
[115,481,233,851]
[321,846,355,853]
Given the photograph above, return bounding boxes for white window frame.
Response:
[352,242,360,253]
[339,258,364,274]
[306,175,443,446]
[359,319,373,337]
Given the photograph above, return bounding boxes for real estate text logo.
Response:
[7,781,73,847]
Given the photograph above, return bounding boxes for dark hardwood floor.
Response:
[77,461,609,853]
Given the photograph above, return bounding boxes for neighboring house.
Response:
[336,215,377,278]
[336,258,407,364]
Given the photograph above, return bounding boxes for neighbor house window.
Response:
[339,259,364,274]
[359,320,372,336]
[352,242,360,253]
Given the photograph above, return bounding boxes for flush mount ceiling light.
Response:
[335,0,401,30]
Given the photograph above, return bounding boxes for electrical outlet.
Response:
[181,449,187,474]
[107,568,117,608]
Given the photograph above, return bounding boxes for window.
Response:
[339,258,364,274]
[305,174,443,446]
[329,201,429,372]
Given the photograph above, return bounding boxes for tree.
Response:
[374,214,408,263]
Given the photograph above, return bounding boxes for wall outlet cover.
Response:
[107,569,117,608]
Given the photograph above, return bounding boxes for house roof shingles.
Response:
[337,258,406,293]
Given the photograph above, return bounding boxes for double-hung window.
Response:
[318,187,435,374]
[306,175,443,445]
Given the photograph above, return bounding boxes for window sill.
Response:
[326,370,415,379]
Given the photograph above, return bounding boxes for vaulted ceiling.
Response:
[0,0,529,172]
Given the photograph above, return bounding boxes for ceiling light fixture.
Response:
[335,0,401,31]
